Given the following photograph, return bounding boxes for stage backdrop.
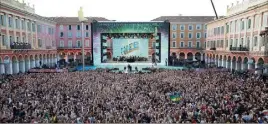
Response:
[113,39,149,58]
[92,22,170,66]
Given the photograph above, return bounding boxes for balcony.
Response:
[10,42,31,49]
[210,48,216,50]
[57,46,82,49]
[229,45,249,51]
[180,47,204,50]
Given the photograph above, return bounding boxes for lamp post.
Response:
[78,7,88,71]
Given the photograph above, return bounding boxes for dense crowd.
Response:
[0,69,268,123]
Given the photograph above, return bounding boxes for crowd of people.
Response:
[112,56,148,62]
[0,68,268,123]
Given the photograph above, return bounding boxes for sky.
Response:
[23,0,242,21]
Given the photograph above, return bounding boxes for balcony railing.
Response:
[57,46,82,49]
[180,47,204,50]
[10,42,31,49]
[229,45,249,51]
[210,47,216,50]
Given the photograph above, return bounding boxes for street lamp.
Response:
[78,7,88,71]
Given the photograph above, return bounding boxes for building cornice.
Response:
[1,2,56,24]
[206,1,268,25]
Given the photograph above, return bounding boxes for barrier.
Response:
[28,69,68,73]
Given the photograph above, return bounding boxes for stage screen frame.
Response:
[91,21,170,66]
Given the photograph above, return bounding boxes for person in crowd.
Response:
[0,68,267,123]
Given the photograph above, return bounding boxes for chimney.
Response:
[231,3,234,6]
[237,1,239,5]
[227,5,229,9]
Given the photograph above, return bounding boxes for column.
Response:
[193,55,195,61]
[236,62,241,71]
[241,63,245,71]
[200,54,203,61]
[25,60,30,72]
[0,64,5,74]
[13,16,17,43]
[7,63,13,74]
[255,63,260,74]
[35,59,40,67]
[35,22,38,49]
[217,59,221,67]
[65,55,68,63]
[19,61,25,73]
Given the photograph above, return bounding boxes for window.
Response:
[77,25,80,30]
[204,42,206,48]
[172,41,176,48]
[226,23,230,33]
[59,40,64,47]
[172,24,177,31]
[180,32,184,39]
[76,32,81,38]
[241,20,245,30]
[188,25,193,31]
[68,40,72,48]
[188,41,192,48]
[22,37,25,43]
[60,25,63,30]
[248,19,251,29]
[21,20,25,30]
[254,36,258,46]
[180,41,184,47]
[8,16,12,28]
[38,39,42,47]
[230,39,233,47]
[68,31,72,38]
[188,32,192,39]
[86,25,89,30]
[204,33,207,38]
[37,25,41,33]
[16,37,19,42]
[60,32,64,37]
[196,41,200,48]
[85,32,89,37]
[196,32,201,39]
[85,40,90,47]
[27,22,31,31]
[240,38,244,46]
[32,23,36,32]
[172,32,177,39]
[77,41,81,47]
[1,35,5,46]
[152,41,156,48]
[0,15,5,26]
[68,25,72,30]
[247,37,250,47]
[180,25,185,30]
[225,40,228,48]
[196,24,202,30]
[221,40,224,48]
[217,27,220,34]
[235,39,238,47]
[15,19,18,29]
[221,26,224,34]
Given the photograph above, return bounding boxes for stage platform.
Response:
[76,63,185,71]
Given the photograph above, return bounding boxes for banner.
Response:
[28,69,68,73]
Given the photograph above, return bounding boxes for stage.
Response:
[76,63,185,71]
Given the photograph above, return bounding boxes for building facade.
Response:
[152,16,214,62]
[51,17,109,64]
[0,0,57,74]
[206,0,268,73]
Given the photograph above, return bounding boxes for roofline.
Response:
[95,21,167,23]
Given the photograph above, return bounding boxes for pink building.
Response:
[0,0,57,74]
[51,17,109,63]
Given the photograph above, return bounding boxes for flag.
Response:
[170,95,182,102]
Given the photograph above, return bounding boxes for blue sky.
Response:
[25,0,241,21]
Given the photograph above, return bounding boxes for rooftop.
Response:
[48,17,110,23]
[151,16,217,22]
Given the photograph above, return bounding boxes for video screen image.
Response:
[92,22,169,65]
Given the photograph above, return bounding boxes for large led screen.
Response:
[92,22,170,65]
